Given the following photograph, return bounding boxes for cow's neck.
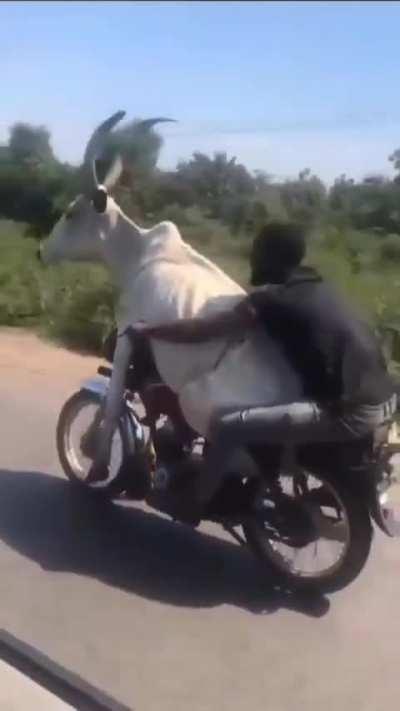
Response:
[103,210,146,289]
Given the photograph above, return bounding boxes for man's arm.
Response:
[134,297,258,344]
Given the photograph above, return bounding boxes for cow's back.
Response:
[116,223,303,434]
[118,251,245,392]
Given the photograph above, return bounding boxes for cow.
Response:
[40,111,303,474]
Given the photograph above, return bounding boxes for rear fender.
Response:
[324,461,400,539]
[299,434,400,537]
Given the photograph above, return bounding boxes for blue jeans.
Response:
[195,395,397,506]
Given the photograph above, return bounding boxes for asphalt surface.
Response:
[0,328,400,711]
[0,659,73,710]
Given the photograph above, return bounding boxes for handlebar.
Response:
[97,364,141,392]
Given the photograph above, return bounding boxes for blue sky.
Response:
[1,1,400,184]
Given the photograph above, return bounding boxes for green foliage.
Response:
[378,234,400,263]
[330,180,400,233]
[389,149,400,179]
[309,228,400,343]
[42,264,116,354]
[280,169,327,227]
[0,156,79,238]
[176,151,255,220]
[8,123,55,165]
[0,220,116,353]
[0,221,43,325]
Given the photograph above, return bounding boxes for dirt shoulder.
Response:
[0,327,102,389]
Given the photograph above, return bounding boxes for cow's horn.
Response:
[99,117,176,190]
[135,118,177,132]
[83,110,126,192]
[102,153,124,191]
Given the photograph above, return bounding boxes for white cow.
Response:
[40,112,303,469]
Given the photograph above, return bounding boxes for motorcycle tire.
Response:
[56,389,131,500]
[243,469,373,594]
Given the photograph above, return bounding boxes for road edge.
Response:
[0,630,132,711]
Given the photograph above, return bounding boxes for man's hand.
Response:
[129,321,148,334]
[125,322,150,343]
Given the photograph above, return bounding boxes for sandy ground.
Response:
[0,327,100,386]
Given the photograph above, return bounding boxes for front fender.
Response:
[80,377,146,457]
[81,376,109,400]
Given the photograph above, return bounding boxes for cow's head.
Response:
[40,112,175,267]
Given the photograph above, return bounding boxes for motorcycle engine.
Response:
[151,420,198,493]
[153,420,186,462]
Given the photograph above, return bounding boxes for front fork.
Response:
[80,376,147,461]
[80,407,104,459]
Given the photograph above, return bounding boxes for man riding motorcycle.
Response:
[130,221,396,524]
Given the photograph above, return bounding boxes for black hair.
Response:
[252,221,307,270]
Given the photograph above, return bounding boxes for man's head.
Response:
[250,221,307,286]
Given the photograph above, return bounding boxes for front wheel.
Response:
[243,469,373,594]
[56,390,129,499]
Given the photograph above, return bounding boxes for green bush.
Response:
[0,222,43,325]
[0,221,116,353]
[40,264,116,354]
[379,234,400,263]
[156,203,192,228]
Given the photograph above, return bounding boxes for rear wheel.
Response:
[56,390,129,499]
[243,468,372,594]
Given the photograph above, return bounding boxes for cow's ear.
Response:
[92,187,108,214]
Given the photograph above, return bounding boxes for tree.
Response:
[280,170,327,224]
[332,180,400,233]
[329,174,355,211]
[8,123,54,165]
[299,168,311,182]
[362,174,388,186]
[176,151,254,219]
[389,148,400,179]
[0,121,81,237]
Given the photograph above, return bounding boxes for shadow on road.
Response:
[0,469,330,618]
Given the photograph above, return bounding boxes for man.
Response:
[131,222,396,523]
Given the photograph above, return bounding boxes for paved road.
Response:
[0,329,400,711]
[0,659,73,710]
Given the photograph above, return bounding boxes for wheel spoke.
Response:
[64,400,123,485]
[261,472,350,579]
[307,508,348,543]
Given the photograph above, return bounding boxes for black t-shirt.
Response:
[249,266,394,407]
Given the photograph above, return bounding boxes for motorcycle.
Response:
[56,329,400,594]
